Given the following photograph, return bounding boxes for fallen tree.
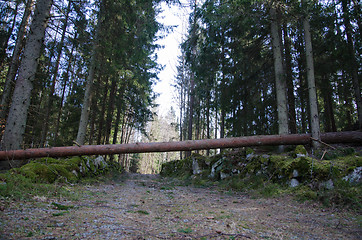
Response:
[0,131,361,161]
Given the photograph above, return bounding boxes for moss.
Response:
[246,147,254,156]
[11,156,93,183]
[293,185,318,202]
[18,162,59,183]
[294,145,307,156]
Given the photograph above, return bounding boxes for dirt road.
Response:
[0,173,360,239]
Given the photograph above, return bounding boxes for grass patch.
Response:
[51,202,74,210]
[177,227,193,233]
[136,210,150,215]
[52,211,69,216]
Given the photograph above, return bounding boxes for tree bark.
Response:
[76,1,103,145]
[0,131,360,161]
[105,77,117,144]
[270,6,289,138]
[283,24,297,134]
[302,9,321,148]
[1,0,53,152]
[0,0,34,127]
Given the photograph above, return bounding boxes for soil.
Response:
[0,173,361,239]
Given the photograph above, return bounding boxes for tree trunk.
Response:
[97,77,109,145]
[105,77,117,144]
[270,6,289,138]
[76,1,103,145]
[283,24,297,134]
[1,0,53,152]
[0,0,34,128]
[302,9,321,148]
[342,0,362,130]
[0,131,360,161]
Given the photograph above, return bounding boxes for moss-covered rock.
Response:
[294,145,307,156]
[9,156,111,184]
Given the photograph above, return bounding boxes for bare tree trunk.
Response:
[1,0,53,152]
[283,24,297,134]
[1,131,360,161]
[302,9,321,148]
[0,0,34,128]
[76,2,103,145]
[270,6,289,138]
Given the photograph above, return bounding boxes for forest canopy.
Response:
[0,0,361,166]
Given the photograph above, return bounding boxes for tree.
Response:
[75,2,102,145]
[0,0,34,132]
[302,0,321,148]
[1,0,53,151]
[270,4,289,137]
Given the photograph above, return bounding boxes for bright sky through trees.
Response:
[154,1,191,117]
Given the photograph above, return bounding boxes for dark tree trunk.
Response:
[105,77,117,144]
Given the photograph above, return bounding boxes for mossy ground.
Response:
[0,156,122,202]
[161,146,362,210]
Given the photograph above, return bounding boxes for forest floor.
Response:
[0,173,361,240]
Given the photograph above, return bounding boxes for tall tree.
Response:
[76,1,103,145]
[270,4,289,137]
[302,0,321,148]
[1,0,53,151]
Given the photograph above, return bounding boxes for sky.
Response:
[153,1,191,117]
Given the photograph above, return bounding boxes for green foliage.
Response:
[51,202,74,210]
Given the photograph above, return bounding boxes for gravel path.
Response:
[0,173,360,239]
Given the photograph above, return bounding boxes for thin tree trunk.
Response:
[97,78,109,145]
[302,8,321,148]
[1,0,53,152]
[270,6,289,138]
[76,1,103,145]
[105,77,117,144]
[283,24,297,134]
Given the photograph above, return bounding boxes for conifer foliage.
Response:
[175,0,361,146]
[0,0,162,153]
